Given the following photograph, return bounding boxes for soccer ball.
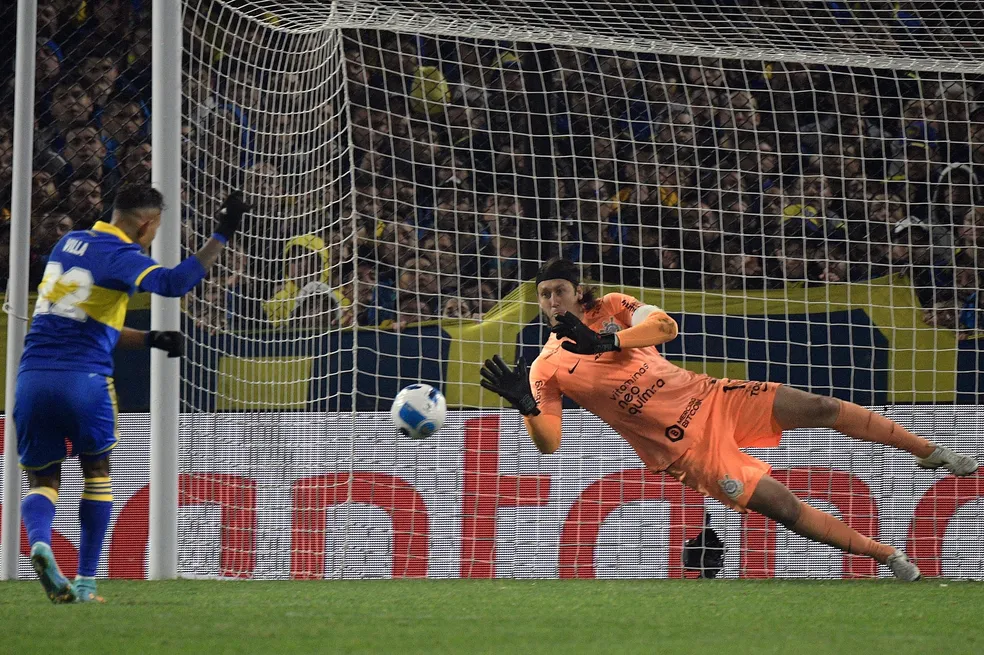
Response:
[390,383,447,440]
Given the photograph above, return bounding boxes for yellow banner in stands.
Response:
[0,281,957,410]
[441,274,957,407]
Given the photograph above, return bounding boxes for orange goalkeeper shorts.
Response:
[664,380,784,512]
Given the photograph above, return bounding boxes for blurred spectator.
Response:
[118,140,151,184]
[395,293,436,329]
[398,256,441,314]
[79,52,121,109]
[44,82,94,148]
[35,40,63,96]
[63,125,106,181]
[66,178,104,229]
[31,170,60,213]
[443,297,475,319]
[5,5,982,331]
[100,97,147,166]
[265,234,351,329]
[29,210,73,285]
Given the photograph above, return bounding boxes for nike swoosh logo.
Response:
[568,360,580,374]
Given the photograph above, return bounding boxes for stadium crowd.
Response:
[1,1,983,336]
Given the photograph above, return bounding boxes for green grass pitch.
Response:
[1,579,981,653]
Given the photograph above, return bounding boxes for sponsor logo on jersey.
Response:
[718,475,745,500]
[676,397,703,428]
[664,424,685,442]
[609,363,664,414]
[599,318,620,334]
[620,298,641,314]
[568,360,580,374]
[533,379,543,404]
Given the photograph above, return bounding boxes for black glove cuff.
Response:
[598,334,621,352]
[516,395,541,416]
[215,225,236,240]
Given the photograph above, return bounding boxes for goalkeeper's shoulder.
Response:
[600,291,643,310]
[601,291,642,309]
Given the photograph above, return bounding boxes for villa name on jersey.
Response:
[63,238,89,257]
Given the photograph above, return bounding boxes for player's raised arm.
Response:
[479,354,562,454]
[134,192,250,297]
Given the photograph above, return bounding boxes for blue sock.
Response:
[21,488,58,547]
[78,477,113,578]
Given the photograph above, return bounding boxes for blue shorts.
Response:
[14,369,119,472]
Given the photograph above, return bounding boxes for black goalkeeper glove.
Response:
[479,354,540,416]
[550,312,620,354]
[214,191,251,242]
[147,330,184,358]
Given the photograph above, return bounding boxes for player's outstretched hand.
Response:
[214,191,251,241]
[551,312,620,354]
[147,330,184,358]
[479,354,540,416]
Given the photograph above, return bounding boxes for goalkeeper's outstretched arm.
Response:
[480,354,563,455]
[523,414,562,454]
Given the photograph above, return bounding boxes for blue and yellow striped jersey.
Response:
[20,221,163,376]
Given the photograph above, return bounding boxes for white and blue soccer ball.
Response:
[390,383,447,440]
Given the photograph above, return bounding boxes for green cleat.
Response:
[30,542,76,603]
[73,576,105,603]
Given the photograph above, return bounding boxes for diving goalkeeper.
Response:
[480,258,979,581]
[14,184,249,602]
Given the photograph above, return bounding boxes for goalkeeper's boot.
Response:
[916,446,979,477]
[886,549,922,582]
[30,542,76,603]
[73,576,105,603]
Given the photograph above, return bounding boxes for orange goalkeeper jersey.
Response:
[528,292,718,470]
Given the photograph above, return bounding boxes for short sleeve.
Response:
[603,292,643,327]
[529,356,563,417]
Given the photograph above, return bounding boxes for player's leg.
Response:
[771,385,978,476]
[745,475,921,581]
[14,370,76,602]
[23,468,79,601]
[74,454,111,603]
[70,376,119,603]
[22,469,61,556]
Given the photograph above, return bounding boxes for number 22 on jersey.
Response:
[35,261,94,321]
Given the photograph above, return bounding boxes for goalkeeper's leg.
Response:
[746,475,921,581]
[772,386,979,476]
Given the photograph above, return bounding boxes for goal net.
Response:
[17,1,984,580]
